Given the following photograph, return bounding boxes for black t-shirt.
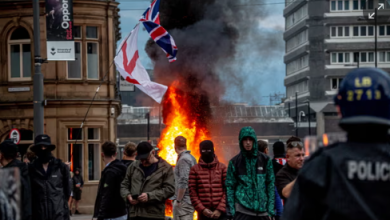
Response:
[275,163,298,201]
[139,159,159,178]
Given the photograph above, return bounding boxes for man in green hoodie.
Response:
[226,127,275,220]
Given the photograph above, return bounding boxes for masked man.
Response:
[29,134,71,220]
[189,140,227,220]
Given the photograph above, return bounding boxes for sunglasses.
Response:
[288,141,303,148]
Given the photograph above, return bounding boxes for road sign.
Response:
[9,129,21,145]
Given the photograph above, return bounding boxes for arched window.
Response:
[8,27,32,81]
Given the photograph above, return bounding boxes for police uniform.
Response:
[282,68,390,220]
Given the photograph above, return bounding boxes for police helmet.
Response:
[334,68,390,126]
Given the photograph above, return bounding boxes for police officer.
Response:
[282,68,390,220]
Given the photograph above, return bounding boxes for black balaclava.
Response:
[200,140,215,163]
[36,148,53,164]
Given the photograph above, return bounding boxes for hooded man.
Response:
[72,167,84,214]
[226,127,275,220]
[0,139,32,220]
[189,140,227,220]
[283,68,390,220]
[28,134,71,220]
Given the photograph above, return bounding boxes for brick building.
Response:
[0,0,121,213]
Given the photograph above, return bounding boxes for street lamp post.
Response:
[375,7,378,68]
[295,92,298,137]
[33,0,44,137]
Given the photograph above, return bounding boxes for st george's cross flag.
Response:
[114,24,167,103]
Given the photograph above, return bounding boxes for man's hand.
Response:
[211,210,221,219]
[202,209,213,218]
[127,195,138,205]
[138,193,148,203]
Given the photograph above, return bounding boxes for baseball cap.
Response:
[136,142,154,160]
[0,139,18,158]
[31,134,56,152]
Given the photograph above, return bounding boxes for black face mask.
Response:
[36,149,52,163]
[200,140,215,164]
[201,151,214,163]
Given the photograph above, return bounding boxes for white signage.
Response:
[47,41,75,60]
[8,87,30,92]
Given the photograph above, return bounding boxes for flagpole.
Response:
[70,22,140,161]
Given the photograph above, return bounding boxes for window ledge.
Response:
[325,90,338,96]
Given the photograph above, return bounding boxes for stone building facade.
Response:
[0,0,121,213]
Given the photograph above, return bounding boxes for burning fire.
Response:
[158,80,210,165]
[158,80,210,220]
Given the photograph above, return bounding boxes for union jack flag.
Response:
[140,0,161,24]
[142,21,178,63]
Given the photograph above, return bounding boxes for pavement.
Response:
[71,215,93,220]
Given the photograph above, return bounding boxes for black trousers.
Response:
[233,212,270,220]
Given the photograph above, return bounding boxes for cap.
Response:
[136,142,154,160]
[0,139,18,158]
[31,134,56,152]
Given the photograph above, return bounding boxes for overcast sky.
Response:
[117,0,286,105]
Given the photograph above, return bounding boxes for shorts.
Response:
[73,189,82,201]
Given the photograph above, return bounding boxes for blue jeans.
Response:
[274,187,283,216]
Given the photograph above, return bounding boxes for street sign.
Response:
[9,129,21,145]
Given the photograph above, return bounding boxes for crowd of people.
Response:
[1,67,390,220]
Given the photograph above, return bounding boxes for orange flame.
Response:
[158,81,210,165]
[158,80,209,220]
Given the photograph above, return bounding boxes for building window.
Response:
[379,26,385,36]
[360,26,366,36]
[67,42,82,79]
[331,1,336,10]
[87,42,99,79]
[286,4,308,29]
[388,52,390,62]
[286,29,308,52]
[8,27,32,81]
[286,54,309,75]
[286,80,309,97]
[379,52,386,62]
[74,26,82,39]
[330,52,352,64]
[353,0,359,9]
[368,26,374,36]
[87,128,100,181]
[67,127,101,181]
[67,26,99,80]
[361,52,367,62]
[331,27,336,37]
[331,78,343,90]
[86,27,98,39]
[345,27,350,36]
[345,0,350,9]
[353,26,359,36]
[338,0,343,10]
[338,27,343,36]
